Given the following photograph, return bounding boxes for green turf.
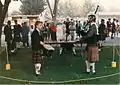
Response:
[0,46,120,84]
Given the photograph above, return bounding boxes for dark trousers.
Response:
[23,36,29,47]
[6,41,12,51]
[111,32,115,39]
[11,38,16,50]
[51,32,56,41]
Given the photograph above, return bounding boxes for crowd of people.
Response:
[3,20,58,54]
[3,15,120,76]
[30,14,100,76]
[62,17,120,49]
[63,17,120,40]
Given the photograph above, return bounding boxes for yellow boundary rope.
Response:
[0,72,120,84]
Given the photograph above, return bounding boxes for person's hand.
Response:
[40,41,44,45]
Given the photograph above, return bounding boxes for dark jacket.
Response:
[14,24,22,36]
[107,21,111,28]
[111,22,116,33]
[82,23,98,45]
[98,23,106,40]
[98,23,106,34]
[21,26,29,36]
[4,25,12,42]
[14,24,22,42]
[31,29,44,51]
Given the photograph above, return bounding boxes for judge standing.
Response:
[31,21,44,76]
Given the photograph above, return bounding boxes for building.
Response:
[10,15,40,25]
[98,12,120,20]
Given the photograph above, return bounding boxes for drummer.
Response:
[31,21,44,76]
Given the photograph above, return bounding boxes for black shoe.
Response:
[73,53,76,56]
[90,72,96,75]
[111,37,114,39]
[35,74,39,76]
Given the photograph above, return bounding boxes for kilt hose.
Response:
[87,45,99,62]
[32,50,43,64]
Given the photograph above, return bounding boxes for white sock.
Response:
[85,60,90,72]
[60,48,63,55]
[72,47,76,54]
[35,63,41,75]
[90,63,95,73]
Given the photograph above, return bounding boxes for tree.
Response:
[46,0,60,24]
[58,0,81,18]
[0,0,11,46]
[20,0,46,15]
[81,0,95,17]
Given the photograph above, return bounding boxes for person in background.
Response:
[81,21,89,36]
[64,18,70,35]
[69,21,76,40]
[4,20,13,54]
[59,32,76,56]
[111,18,116,39]
[43,21,48,41]
[13,20,22,50]
[30,25,34,34]
[21,22,29,47]
[106,18,112,37]
[116,20,119,36]
[98,19,106,51]
[50,22,57,41]
[28,25,34,47]
[46,23,51,41]
[76,21,82,38]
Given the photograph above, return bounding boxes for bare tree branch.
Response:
[0,0,11,46]
[1,0,10,23]
[20,0,46,15]
[53,0,59,16]
[0,0,3,6]
[0,0,3,16]
[46,0,53,17]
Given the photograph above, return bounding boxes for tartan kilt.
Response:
[87,46,99,62]
[32,51,43,64]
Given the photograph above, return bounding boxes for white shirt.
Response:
[30,28,34,34]
[36,28,40,35]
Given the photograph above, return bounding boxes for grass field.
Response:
[0,46,120,84]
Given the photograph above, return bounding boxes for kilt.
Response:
[32,51,43,64]
[87,46,99,62]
